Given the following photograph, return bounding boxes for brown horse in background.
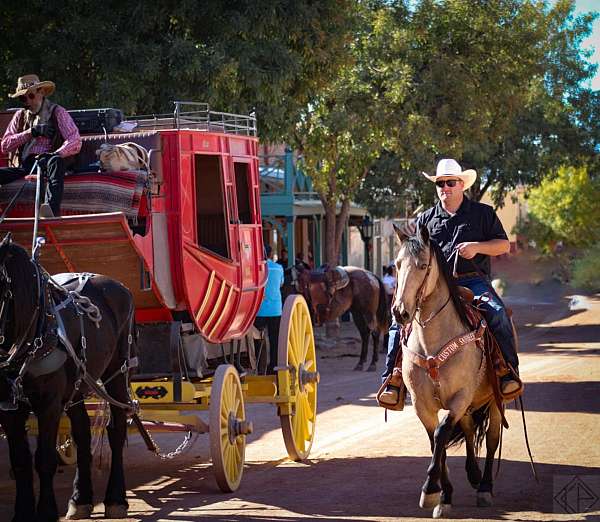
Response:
[301,266,390,372]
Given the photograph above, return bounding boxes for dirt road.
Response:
[0,283,598,521]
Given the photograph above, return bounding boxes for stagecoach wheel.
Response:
[209,364,251,492]
[57,433,77,466]
[278,294,318,461]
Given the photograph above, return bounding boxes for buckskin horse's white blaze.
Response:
[392,225,503,518]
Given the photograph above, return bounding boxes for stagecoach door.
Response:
[194,154,230,259]
[231,158,262,290]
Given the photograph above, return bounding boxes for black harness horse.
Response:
[0,234,136,522]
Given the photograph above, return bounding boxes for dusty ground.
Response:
[0,251,598,521]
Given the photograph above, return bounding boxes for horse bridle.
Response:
[0,255,47,368]
[404,245,451,328]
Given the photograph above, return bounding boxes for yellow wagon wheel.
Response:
[278,294,319,461]
[209,364,252,492]
[57,433,77,466]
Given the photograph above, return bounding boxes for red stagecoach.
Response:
[0,102,318,492]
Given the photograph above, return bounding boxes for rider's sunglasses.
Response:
[435,179,460,188]
[18,92,36,102]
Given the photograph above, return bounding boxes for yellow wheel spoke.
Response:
[304,358,315,371]
[302,332,311,363]
[301,394,314,423]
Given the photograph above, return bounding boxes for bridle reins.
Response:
[404,246,452,329]
[0,253,48,370]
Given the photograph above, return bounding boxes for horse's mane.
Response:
[406,236,471,329]
[1,243,38,339]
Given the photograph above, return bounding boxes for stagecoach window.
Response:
[194,154,230,259]
[234,162,252,224]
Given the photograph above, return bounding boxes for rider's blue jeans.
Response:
[382,276,519,383]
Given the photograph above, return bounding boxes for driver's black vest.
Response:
[8,99,65,167]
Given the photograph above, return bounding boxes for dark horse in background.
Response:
[286,264,390,372]
[0,234,136,522]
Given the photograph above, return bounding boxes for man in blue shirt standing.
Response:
[254,244,285,374]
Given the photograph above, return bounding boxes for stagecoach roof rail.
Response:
[126,101,257,136]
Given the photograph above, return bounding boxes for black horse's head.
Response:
[0,233,39,346]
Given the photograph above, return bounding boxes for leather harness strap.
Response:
[403,320,486,383]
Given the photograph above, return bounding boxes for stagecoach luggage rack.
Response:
[126,101,257,136]
[68,108,123,135]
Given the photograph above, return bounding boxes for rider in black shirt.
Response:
[379,159,520,408]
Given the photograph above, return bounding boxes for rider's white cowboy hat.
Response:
[422,158,477,191]
[8,74,55,98]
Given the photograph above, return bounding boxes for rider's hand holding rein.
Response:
[457,239,510,259]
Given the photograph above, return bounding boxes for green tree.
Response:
[356,0,600,215]
[0,0,355,141]
[293,2,407,264]
[527,165,600,248]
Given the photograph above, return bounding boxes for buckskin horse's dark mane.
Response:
[406,236,471,329]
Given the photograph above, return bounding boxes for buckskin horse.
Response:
[304,265,390,372]
[0,234,136,522]
[392,225,508,518]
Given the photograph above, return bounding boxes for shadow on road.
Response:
[109,455,600,521]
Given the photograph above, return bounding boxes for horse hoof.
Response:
[353,363,364,371]
[105,504,128,519]
[433,503,451,519]
[420,490,441,509]
[467,467,482,489]
[366,364,377,372]
[65,501,93,519]
[477,491,493,507]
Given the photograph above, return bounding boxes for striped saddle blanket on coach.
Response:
[0,169,148,218]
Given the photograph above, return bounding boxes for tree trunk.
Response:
[324,199,338,266]
[323,197,351,266]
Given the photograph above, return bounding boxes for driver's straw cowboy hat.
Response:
[8,74,55,98]
[422,158,477,190]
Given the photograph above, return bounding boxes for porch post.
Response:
[286,215,295,268]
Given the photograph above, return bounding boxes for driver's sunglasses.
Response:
[435,179,459,188]
[18,92,36,102]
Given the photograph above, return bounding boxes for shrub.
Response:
[571,242,600,291]
[527,165,600,248]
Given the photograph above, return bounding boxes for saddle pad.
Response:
[0,169,147,218]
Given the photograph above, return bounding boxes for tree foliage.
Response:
[526,165,600,249]
[0,0,355,141]
[292,2,405,263]
[356,0,600,216]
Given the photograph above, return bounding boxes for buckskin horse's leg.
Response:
[103,373,129,519]
[459,414,482,489]
[0,408,36,522]
[33,371,66,522]
[420,412,455,509]
[477,403,502,507]
[433,449,453,518]
[64,401,93,519]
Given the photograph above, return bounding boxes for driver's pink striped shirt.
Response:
[1,106,81,159]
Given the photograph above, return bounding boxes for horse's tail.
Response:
[375,276,390,332]
[447,404,491,452]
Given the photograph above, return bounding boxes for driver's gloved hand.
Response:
[35,152,56,169]
[31,123,56,139]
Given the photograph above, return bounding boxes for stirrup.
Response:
[376,378,406,411]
